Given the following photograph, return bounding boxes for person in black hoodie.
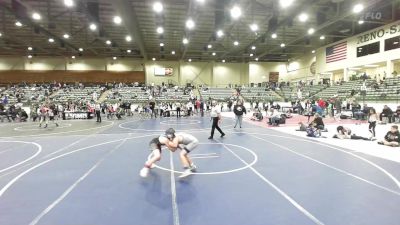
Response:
[233,103,246,128]
[380,105,393,123]
[378,125,400,147]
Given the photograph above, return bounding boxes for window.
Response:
[385,35,400,51]
[357,41,380,57]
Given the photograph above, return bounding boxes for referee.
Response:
[208,100,225,139]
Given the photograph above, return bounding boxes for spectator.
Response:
[378,125,400,147]
[354,104,369,120]
[233,102,246,128]
[312,113,325,136]
[394,106,400,123]
[266,108,281,126]
[333,126,371,140]
[368,108,379,138]
[250,108,263,121]
[380,105,394,123]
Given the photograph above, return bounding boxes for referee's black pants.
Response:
[210,117,224,138]
[96,110,101,122]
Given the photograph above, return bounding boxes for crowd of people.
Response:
[1,81,399,148]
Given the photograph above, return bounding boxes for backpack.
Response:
[306,127,317,137]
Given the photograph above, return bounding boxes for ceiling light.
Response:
[280,43,285,48]
[358,20,364,24]
[64,0,74,7]
[212,52,216,56]
[127,49,131,53]
[28,55,32,59]
[251,46,256,50]
[196,0,205,3]
[249,53,254,57]
[307,28,315,35]
[271,33,277,39]
[222,59,225,63]
[0,33,2,37]
[48,38,55,43]
[153,2,163,13]
[230,6,242,19]
[125,35,132,42]
[160,43,164,47]
[106,40,112,45]
[234,41,239,46]
[298,13,308,22]
[113,16,122,25]
[28,47,33,51]
[171,50,176,55]
[255,58,259,61]
[156,27,164,34]
[216,30,224,37]
[311,50,315,53]
[63,33,70,39]
[280,0,294,8]
[15,21,22,27]
[32,12,41,20]
[188,58,192,62]
[183,38,189,44]
[71,56,76,59]
[113,56,117,60]
[320,35,325,40]
[186,18,195,29]
[353,3,364,13]
[89,23,97,31]
[152,57,156,61]
[250,23,259,32]
[79,48,83,52]
[207,44,212,49]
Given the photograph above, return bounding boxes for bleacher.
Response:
[105,86,191,103]
[201,87,279,101]
[52,86,102,102]
[1,86,52,104]
[314,81,361,99]
[363,77,400,101]
[278,84,326,100]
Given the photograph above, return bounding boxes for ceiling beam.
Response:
[110,0,147,60]
[257,0,387,58]
[0,0,81,52]
[222,0,325,59]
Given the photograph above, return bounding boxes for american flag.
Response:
[326,41,347,63]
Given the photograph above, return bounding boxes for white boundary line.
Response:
[0,133,155,198]
[28,139,127,225]
[14,123,72,131]
[1,121,114,139]
[190,153,218,156]
[249,134,400,196]
[169,151,180,225]
[191,156,220,159]
[151,143,258,175]
[238,131,400,190]
[160,119,201,125]
[118,118,235,132]
[219,141,325,225]
[0,141,42,174]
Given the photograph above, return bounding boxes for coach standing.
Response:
[233,103,246,128]
[95,102,101,123]
[208,100,225,139]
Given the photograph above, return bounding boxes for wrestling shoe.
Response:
[140,167,150,177]
[179,169,192,178]
[190,163,197,172]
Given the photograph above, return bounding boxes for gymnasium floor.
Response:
[0,115,400,225]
